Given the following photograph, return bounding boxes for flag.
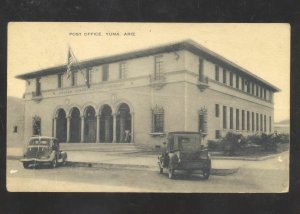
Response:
[66,45,89,87]
[66,46,76,79]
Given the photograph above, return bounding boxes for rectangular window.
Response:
[58,74,63,88]
[33,116,41,135]
[86,69,90,85]
[256,113,259,131]
[236,109,239,130]
[236,75,239,89]
[71,72,77,86]
[242,77,245,91]
[198,111,208,134]
[252,82,255,95]
[119,62,126,79]
[215,130,221,139]
[242,110,245,130]
[260,114,263,131]
[264,115,267,132]
[215,65,219,81]
[247,80,250,93]
[199,58,204,82]
[230,72,233,86]
[13,126,18,133]
[252,112,255,131]
[102,64,109,81]
[256,84,259,96]
[264,88,266,99]
[223,69,226,84]
[215,104,219,117]
[36,78,41,96]
[269,116,272,132]
[154,55,163,80]
[247,111,250,131]
[152,107,164,133]
[230,107,233,129]
[260,86,263,98]
[223,106,227,129]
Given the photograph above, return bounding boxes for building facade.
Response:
[16,40,279,147]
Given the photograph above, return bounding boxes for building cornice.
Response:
[16,39,280,92]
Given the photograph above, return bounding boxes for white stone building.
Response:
[16,40,280,147]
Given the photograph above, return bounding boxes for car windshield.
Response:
[29,139,50,146]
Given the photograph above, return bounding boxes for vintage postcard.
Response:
[7,23,290,192]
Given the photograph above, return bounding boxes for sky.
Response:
[7,23,290,122]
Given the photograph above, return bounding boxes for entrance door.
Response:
[100,105,113,143]
[116,103,131,143]
[70,108,81,142]
[84,106,96,143]
[56,109,67,142]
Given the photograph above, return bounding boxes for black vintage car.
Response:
[158,132,211,179]
[20,136,67,169]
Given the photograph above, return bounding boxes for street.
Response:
[6,152,289,193]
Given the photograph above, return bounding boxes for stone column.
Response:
[80,116,85,143]
[130,112,134,143]
[53,117,57,138]
[112,113,117,143]
[96,114,100,143]
[66,116,70,143]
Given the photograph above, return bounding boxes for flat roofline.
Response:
[15,39,280,92]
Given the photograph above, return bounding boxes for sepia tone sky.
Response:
[7,23,290,122]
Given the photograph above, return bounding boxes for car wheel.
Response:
[51,158,57,168]
[23,162,30,169]
[168,166,174,179]
[203,169,210,180]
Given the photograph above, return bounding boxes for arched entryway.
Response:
[100,105,113,143]
[56,109,67,142]
[116,103,131,143]
[84,106,96,143]
[70,107,81,143]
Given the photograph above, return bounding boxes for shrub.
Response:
[245,134,262,145]
[222,132,243,156]
[274,133,290,144]
[207,140,223,151]
[261,133,277,152]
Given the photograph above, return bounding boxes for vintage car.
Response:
[20,136,67,169]
[158,132,211,179]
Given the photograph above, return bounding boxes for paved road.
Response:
[6,152,289,193]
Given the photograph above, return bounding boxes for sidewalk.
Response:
[7,147,240,176]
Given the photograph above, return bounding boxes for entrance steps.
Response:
[60,143,142,153]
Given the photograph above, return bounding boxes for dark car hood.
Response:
[24,146,51,158]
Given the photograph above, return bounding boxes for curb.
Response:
[211,151,287,161]
[67,161,238,176]
[67,161,155,171]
